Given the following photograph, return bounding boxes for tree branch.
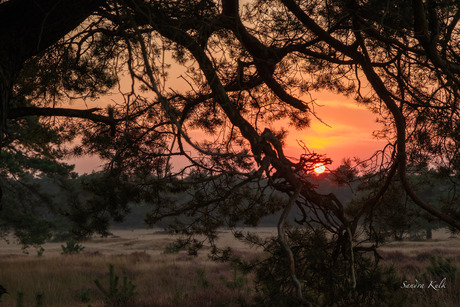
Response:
[8,107,116,126]
[277,187,313,306]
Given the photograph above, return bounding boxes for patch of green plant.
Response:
[16,291,24,307]
[36,247,45,257]
[408,231,425,241]
[94,264,137,307]
[419,256,458,282]
[220,263,250,306]
[61,239,85,254]
[220,264,249,291]
[409,255,460,305]
[194,268,212,289]
[167,291,189,305]
[35,292,44,307]
[15,291,43,307]
[0,284,7,302]
[78,288,91,303]
[50,231,73,243]
[164,242,182,254]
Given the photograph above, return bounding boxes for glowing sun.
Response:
[313,163,326,174]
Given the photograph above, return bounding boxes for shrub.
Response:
[15,291,43,307]
[36,247,45,257]
[220,264,249,291]
[16,291,24,307]
[78,288,91,303]
[94,264,137,307]
[420,256,457,282]
[245,227,407,306]
[164,242,182,254]
[220,263,250,306]
[61,239,85,254]
[0,285,7,302]
[410,255,460,306]
[194,268,212,290]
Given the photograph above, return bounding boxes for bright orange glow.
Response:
[283,91,388,170]
[313,163,326,174]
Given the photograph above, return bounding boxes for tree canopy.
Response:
[2,0,460,305]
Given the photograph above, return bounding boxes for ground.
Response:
[0,228,459,306]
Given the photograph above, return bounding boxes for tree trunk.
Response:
[426,227,432,240]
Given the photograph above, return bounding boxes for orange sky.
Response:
[69,90,387,174]
[283,91,388,169]
[64,51,387,174]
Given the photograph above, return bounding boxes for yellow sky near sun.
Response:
[283,93,388,168]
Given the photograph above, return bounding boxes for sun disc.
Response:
[313,163,326,174]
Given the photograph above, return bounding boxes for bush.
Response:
[15,291,44,307]
[61,239,85,254]
[420,256,457,282]
[409,256,460,306]
[194,268,212,290]
[163,242,182,254]
[94,264,137,307]
[78,288,91,303]
[246,227,406,306]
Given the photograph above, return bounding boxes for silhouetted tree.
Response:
[2,0,460,305]
[348,169,447,242]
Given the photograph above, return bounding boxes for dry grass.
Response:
[0,227,459,306]
[0,228,260,307]
[0,252,254,306]
[378,231,460,307]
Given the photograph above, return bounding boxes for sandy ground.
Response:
[0,227,459,257]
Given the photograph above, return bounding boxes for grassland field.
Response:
[0,228,459,306]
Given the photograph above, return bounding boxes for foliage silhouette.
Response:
[94,264,137,307]
[246,227,406,306]
[2,0,460,305]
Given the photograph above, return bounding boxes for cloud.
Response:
[284,96,386,165]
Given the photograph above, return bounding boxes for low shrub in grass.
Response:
[244,227,407,306]
[61,239,85,254]
[94,264,138,307]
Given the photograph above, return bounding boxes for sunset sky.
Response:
[57,33,391,175]
[284,91,387,169]
[68,89,387,174]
